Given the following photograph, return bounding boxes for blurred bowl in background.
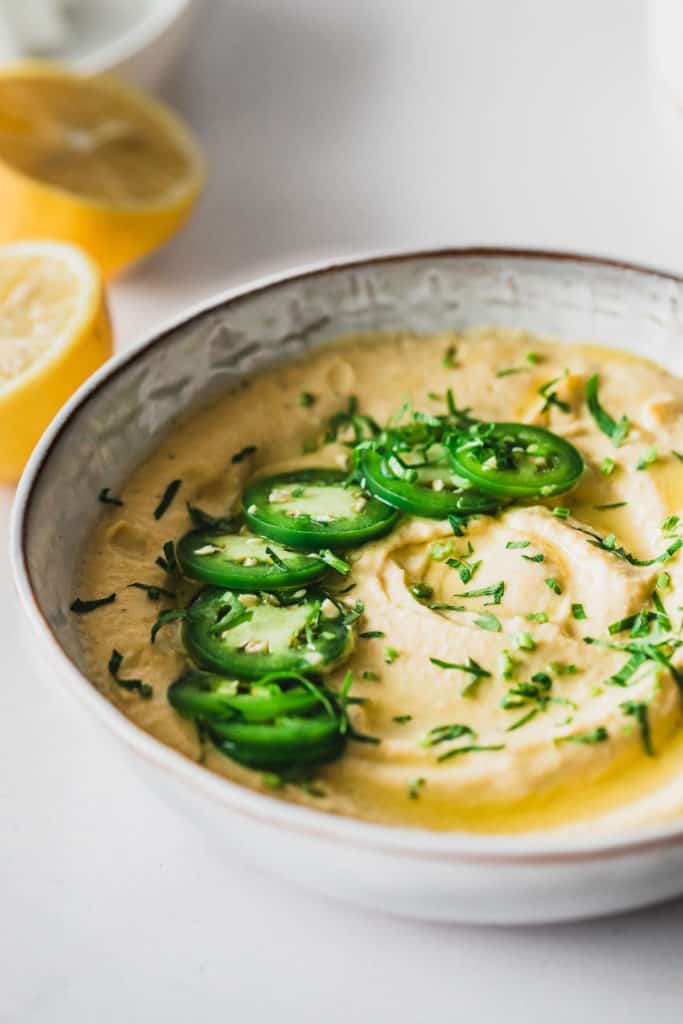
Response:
[0,0,197,91]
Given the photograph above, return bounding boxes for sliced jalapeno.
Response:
[168,669,347,770]
[168,670,325,722]
[447,422,584,499]
[176,528,327,590]
[183,587,354,679]
[242,469,398,551]
[208,714,345,770]
[358,446,499,519]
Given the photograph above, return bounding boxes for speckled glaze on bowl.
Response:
[11,249,683,925]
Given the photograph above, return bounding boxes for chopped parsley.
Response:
[506,540,530,550]
[621,700,653,756]
[436,744,505,763]
[637,446,658,471]
[552,506,570,519]
[98,487,123,506]
[410,582,434,600]
[498,650,517,679]
[600,457,616,475]
[298,391,315,407]
[657,572,671,591]
[429,655,491,696]
[442,345,457,369]
[393,714,413,724]
[107,649,152,699]
[585,374,630,447]
[526,611,549,624]
[538,371,570,413]
[421,723,475,748]
[408,777,426,800]
[127,582,176,601]
[571,603,587,620]
[526,351,541,365]
[512,631,536,651]
[317,549,351,575]
[150,608,187,644]
[362,670,379,681]
[495,366,526,378]
[359,630,385,639]
[153,479,182,520]
[155,540,178,574]
[231,445,257,463]
[506,708,538,731]
[544,577,562,595]
[473,612,502,632]
[385,646,400,664]
[522,552,545,563]
[555,727,609,746]
[662,515,680,533]
[446,550,481,584]
[593,501,627,511]
[70,593,116,614]
[456,581,505,606]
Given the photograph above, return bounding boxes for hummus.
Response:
[75,328,683,833]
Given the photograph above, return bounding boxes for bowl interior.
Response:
[21,251,683,713]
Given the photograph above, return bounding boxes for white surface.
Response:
[3,0,683,1019]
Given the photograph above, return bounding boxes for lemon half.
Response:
[0,240,112,482]
[0,63,206,277]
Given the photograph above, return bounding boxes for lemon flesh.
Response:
[0,240,112,482]
[0,63,206,277]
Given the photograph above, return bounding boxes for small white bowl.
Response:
[11,248,683,925]
[3,0,196,91]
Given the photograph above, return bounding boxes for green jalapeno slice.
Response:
[176,529,327,590]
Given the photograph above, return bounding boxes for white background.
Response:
[3,1,683,1020]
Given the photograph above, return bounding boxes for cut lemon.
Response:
[0,240,112,482]
[0,62,206,278]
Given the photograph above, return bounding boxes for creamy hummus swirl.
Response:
[76,328,683,833]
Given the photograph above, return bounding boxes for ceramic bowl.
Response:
[11,249,683,925]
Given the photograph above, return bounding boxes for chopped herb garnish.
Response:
[506,708,538,731]
[153,479,182,520]
[186,503,236,530]
[298,391,315,407]
[430,540,452,562]
[637,446,658,471]
[600,457,616,475]
[526,351,541,365]
[360,630,385,639]
[522,552,545,563]
[538,371,570,413]
[506,540,530,550]
[555,726,609,746]
[70,593,116,614]
[662,515,680,533]
[362,670,379,681]
[324,396,379,446]
[571,524,683,567]
[393,714,413,724]
[155,540,178,574]
[621,700,653,756]
[316,549,351,575]
[128,582,176,601]
[410,582,434,600]
[673,451,683,464]
[456,581,505,606]
[430,655,491,696]
[231,445,257,463]
[408,777,426,800]
[513,631,536,651]
[585,374,630,447]
[593,502,627,510]
[385,646,400,664]
[526,611,549,624]
[544,577,562,595]
[150,608,187,644]
[656,572,671,592]
[495,366,526,377]
[446,553,481,584]
[421,722,475,748]
[107,649,152,698]
[98,487,123,506]
[498,650,517,679]
[552,506,570,519]
[572,603,587,620]
[436,744,505,763]
[473,612,502,632]
[442,345,457,368]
